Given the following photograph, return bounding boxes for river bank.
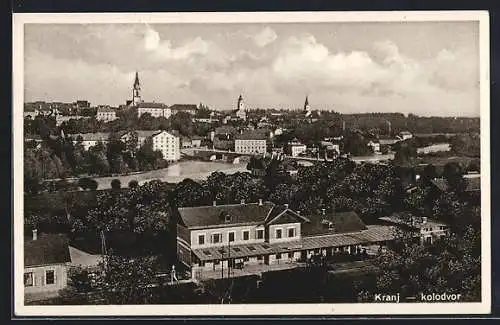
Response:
[92,161,248,190]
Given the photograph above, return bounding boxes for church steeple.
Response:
[132,71,142,106]
[304,95,311,112]
[134,71,140,89]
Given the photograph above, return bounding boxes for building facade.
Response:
[150,130,181,161]
[24,231,71,299]
[70,132,110,150]
[96,107,118,122]
[170,104,198,115]
[120,130,181,161]
[176,201,395,280]
[235,131,267,154]
[137,102,172,119]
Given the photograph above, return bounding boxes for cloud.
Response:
[144,26,161,51]
[252,27,278,47]
[24,25,479,116]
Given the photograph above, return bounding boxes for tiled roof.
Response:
[178,202,275,229]
[97,106,115,113]
[137,102,168,109]
[192,225,395,261]
[301,211,367,236]
[123,130,180,139]
[170,104,197,111]
[69,132,110,142]
[379,215,447,229]
[25,233,71,267]
[235,131,268,140]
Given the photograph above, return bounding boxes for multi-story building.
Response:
[121,130,180,161]
[170,104,198,116]
[96,106,118,122]
[69,132,110,150]
[379,215,449,245]
[235,131,267,155]
[24,230,71,300]
[175,200,395,280]
[287,139,307,157]
[137,102,172,119]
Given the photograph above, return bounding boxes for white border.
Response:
[13,11,491,316]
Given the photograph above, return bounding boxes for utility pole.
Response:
[228,240,231,278]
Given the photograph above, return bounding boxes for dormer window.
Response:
[328,222,335,230]
[225,214,231,223]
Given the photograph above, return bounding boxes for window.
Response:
[212,233,222,244]
[243,231,250,241]
[288,252,294,259]
[228,232,235,242]
[276,229,282,239]
[256,229,264,239]
[198,235,205,245]
[243,257,249,262]
[214,260,220,265]
[425,237,432,244]
[276,253,282,259]
[24,272,33,287]
[45,270,55,285]
[288,228,295,238]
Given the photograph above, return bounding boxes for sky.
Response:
[24,22,480,116]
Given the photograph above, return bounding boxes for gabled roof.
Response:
[25,233,71,267]
[301,211,367,237]
[137,102,168,109]
[69,132,110,142]
[122,130,180,139]
[178,202,275,229]
[97,106,115,113]
[235,131,267,140]
[265,205,311,225]
[170,104,197,111]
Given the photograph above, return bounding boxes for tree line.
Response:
[24,133,168,195]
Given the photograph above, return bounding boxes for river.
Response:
[94,161,248,189]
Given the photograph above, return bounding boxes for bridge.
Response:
[182,148,394,165]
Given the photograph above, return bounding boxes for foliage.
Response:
[358,226,481,302]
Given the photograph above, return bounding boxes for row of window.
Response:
[197,227,296,245]
[198,229,265,245]
[24,270,55,287]
[200,252,296,266]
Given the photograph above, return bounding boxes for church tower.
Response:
[304,95,312,117]
[132,71,142,106]
[236,94,246,121]
[237,94,245,111]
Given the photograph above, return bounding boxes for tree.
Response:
[111,179,121,190]
[128,180,139,189]
[357,226,481,302]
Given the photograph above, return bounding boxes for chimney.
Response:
[284,203,289,209]
[322,208,326,216]
[259,199,263,206]
[32,229,38,241]
[240,199,245,205]
[213,200,217,207]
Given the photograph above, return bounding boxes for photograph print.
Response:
[14,11,490,316]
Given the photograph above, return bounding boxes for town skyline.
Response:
[25,22,480,117]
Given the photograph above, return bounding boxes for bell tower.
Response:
[132,71,142,106]
[237,94,245,111]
